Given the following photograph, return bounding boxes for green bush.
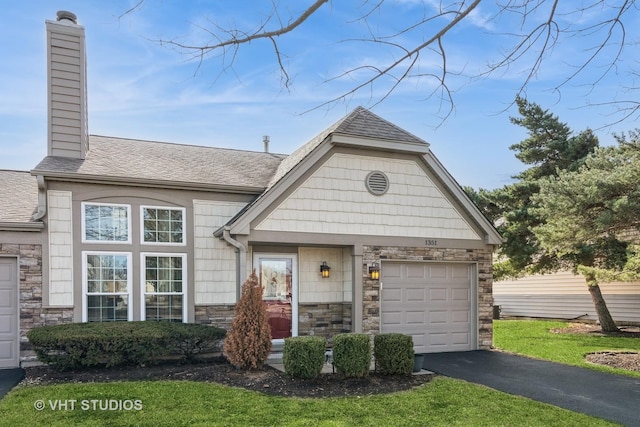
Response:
[332,333,371,378]
[373,333,414,375]
[27,321,226,370]
[283,336,326,379]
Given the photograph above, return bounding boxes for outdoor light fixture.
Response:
[320,261,331,278]
[369,262,380,280]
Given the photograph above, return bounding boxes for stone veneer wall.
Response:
[195,303,352,340]
[362,245,494,350]
[298,303,352,339]
[194,305,236,330]
[0,243,74,365]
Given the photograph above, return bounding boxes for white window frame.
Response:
[82,251,133,322]
[140,252,187,322]
[81,202,132,244]
[140,206,187,246]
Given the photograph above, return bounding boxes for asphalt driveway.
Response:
[421,350,640,426]
[0,369,24,400]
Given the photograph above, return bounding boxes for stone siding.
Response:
[194,305,236,331]
[298,303,352,339]
[362,245,493,350]
[1,243,74,365]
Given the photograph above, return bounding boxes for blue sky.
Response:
[0,1,637,190]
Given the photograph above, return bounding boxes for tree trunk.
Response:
[584,273,619,333]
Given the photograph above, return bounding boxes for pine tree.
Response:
[223,271,272,369]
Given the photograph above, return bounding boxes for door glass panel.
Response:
[258,258,292,340]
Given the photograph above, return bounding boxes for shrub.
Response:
[374,333,414,375]
[223,271,272,369]
[26,321,226,370]
[332,333,371,378]
[283,336,326,379]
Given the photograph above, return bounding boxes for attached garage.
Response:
[0,257,19,368]
[381,262,476,353]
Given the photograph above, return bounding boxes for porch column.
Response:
[352,245,363,333]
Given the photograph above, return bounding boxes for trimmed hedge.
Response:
[283,336,326,379]
[27,321,226,371]
[332,333,371,378]
[374,333,414,375]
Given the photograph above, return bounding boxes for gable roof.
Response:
[268,106,428,188]
[32,135,286,192]
[0,170,39,225]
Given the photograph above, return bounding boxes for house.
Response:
[494,272,640,325]
[0,11,501,369]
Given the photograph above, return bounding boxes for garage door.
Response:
[0,258,19,368]
[381,262,475,353]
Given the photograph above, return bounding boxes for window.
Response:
[142,254,185,322]
[83,252,131,322]
[141,206,185,244]
[83,203,131,243]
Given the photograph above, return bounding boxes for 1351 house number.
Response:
[425,239,438,246]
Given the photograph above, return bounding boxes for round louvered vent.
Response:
[365,171,389,195]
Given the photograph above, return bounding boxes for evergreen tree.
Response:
[223,271,272,369]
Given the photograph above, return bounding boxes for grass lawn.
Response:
[0,377,614,427]
[1,319,634,426]
[494,319,640,378]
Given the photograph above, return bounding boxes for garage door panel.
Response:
[382,288,402,302]
[428,310,447,324]
[0,258,19,368]
[429,288,447,301]
[381,262,474,353]
[428,265,447,279]
[383,263,402,278]
[405,311,426,325]
[382,311,402,325]
[451,288,470,302]
[406,288,426,302]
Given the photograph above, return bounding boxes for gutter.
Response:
[32,175,47,220]
[219,226,247,299]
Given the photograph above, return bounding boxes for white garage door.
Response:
[0,258,19,368]
[381,262,475,353]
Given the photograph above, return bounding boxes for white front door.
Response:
[253,253,298,341]
[0,258,19,368]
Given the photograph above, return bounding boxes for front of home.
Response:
[0,12,501,369]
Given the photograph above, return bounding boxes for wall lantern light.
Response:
[320,261,331,278]
[369,262,380,280]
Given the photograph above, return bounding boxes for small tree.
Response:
[223,271,272,369]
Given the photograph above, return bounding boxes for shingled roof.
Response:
[268,107,428,188]
[0,170,38,223]
[33,136,286,190]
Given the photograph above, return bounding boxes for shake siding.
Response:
[256,153,481,240]
[47,21,87,159]
[193,200,246,304]
[298,247,347,303]
[47,191,74,306]
[494,272,640,323]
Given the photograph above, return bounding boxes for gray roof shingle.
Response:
[0,170,38,223]
[33,136,286,189]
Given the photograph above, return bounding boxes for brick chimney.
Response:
[46,11,88,159]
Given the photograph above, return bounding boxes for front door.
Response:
[253,253,298,341]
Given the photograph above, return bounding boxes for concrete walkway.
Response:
[421,351,640,426]
[0,369,24,400]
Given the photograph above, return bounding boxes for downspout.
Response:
[32,175,47,220]
[220,226,246,300]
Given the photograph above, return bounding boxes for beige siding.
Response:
[256,153,481,240]
[47,191,74,306]
[298,247,346,303]
[47,20,87,159]
[494,272,640,323]
[193,200,246,304]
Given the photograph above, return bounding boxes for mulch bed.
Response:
[21,358,434,398]
[550,323,640,372]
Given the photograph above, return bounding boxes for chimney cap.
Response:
[56,10,77,24]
